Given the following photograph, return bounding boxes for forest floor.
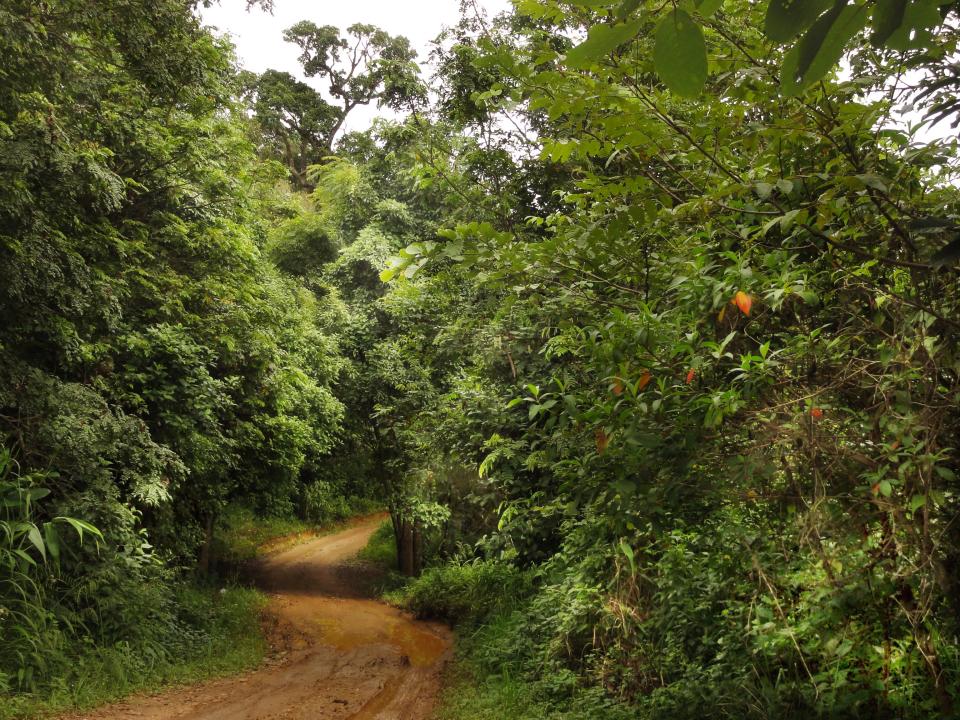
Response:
[63,514,452,720]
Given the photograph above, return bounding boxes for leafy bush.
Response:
[390,559,532,626]
[303,481,354,525]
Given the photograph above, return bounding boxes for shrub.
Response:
[390,559,533,626]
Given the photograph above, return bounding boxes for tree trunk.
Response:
[412,523,423,577]
[391,512,403,572]
[400,519,415,577]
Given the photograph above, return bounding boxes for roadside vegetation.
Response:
[3,0,960,718]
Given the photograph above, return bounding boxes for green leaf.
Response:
[43,522,60,563]
[878,479,893,497]
[935,466,957,481]
[696,0,725,17]
[754,182,774,200]
[27,523,46,562]
[870,0,908,47]
[566,19,643,68]
[781,2,869,96]
[618,539,636,574]
[930,236,960,267]
[764,0,834,42]
[55,517,104,545]
[615,0,642,20]
[909,494,926,512]
[654,10,708,97]
[884,0,943,50]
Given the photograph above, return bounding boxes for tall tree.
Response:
[246,22,424,188]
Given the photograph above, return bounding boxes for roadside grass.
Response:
[356,519,408,594]
[0,586,267,720]
[356,519,397,569]
[432,612,634,720]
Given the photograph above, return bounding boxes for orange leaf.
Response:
[871,483,880,496]
[637,371,652,391]
[685,368,696,384]
[595,428,609,454]
[612,378,624,396]
[733,290,752,316]
[810,407,823,420]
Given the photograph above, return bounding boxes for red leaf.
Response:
[733,290,752,316]
[595,428,609,454]
[637,371,652,391]
[810,407,823,419]
[685,368,696,384]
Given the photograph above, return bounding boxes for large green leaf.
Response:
[781,2,869,95]
[615,0,641,20]
[764,0,834,42]
[884,0,943,50]
[930,236,960,267]
[566,19,643,68]
[654,9,708,97]
[870,0,909,46]
[696,0,725,18]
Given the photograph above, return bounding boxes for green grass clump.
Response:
[388,559,533,626]
[432,607,634,720]
[357,520,398,570]
[0,585,267,719]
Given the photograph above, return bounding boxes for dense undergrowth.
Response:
[0,586,266,719]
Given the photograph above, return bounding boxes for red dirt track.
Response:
[69,515,451,720]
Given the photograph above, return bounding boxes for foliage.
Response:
[389,560,533,626]
[0,0,359,707]
[372,0,960,716]
[6,0,960,716]
[0,585,266,719]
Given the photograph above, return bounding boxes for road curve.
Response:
[70,514,451,720]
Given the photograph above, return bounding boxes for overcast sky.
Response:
[199,0,513,132]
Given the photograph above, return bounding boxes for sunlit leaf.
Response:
[566,19,643,68]
[654,10,708,97]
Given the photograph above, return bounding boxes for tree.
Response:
[245,23,424,188]
[283,21,425,143]
[247,70,341,188]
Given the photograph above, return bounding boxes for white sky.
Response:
[199,0,513,134]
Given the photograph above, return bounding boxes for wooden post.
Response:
[412,522,423,577]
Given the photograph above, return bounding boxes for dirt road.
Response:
[73,515,451,720]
